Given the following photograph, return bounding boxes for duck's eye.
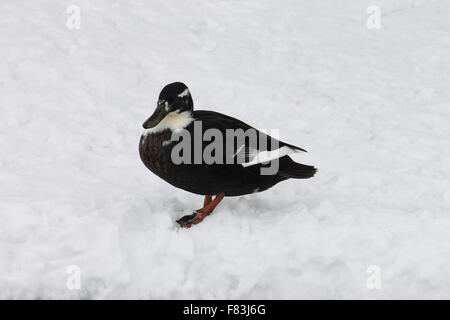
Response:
[158,100,169,111]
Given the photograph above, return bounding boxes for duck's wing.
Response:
[192,110,307,167]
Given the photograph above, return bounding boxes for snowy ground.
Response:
[1,0,450,299]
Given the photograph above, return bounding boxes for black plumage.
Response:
[139,82,317,227]
[140,111,316,196]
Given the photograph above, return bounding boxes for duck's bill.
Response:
[142,107,168,129]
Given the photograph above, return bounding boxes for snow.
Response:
[1,0,450,299]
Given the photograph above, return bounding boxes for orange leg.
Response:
[177,193,225,228]
[203,195,212,207]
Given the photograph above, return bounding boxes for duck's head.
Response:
[143,82,193,129]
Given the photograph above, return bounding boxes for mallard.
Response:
[139,82,317,228]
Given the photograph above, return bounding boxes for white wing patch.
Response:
[235,145,300,167]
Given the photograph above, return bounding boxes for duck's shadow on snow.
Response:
[119,188,309,236]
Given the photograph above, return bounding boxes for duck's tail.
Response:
[278,157,317,179]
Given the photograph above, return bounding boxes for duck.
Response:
[139,82,317,228]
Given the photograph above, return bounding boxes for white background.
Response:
[1,0,449,299]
